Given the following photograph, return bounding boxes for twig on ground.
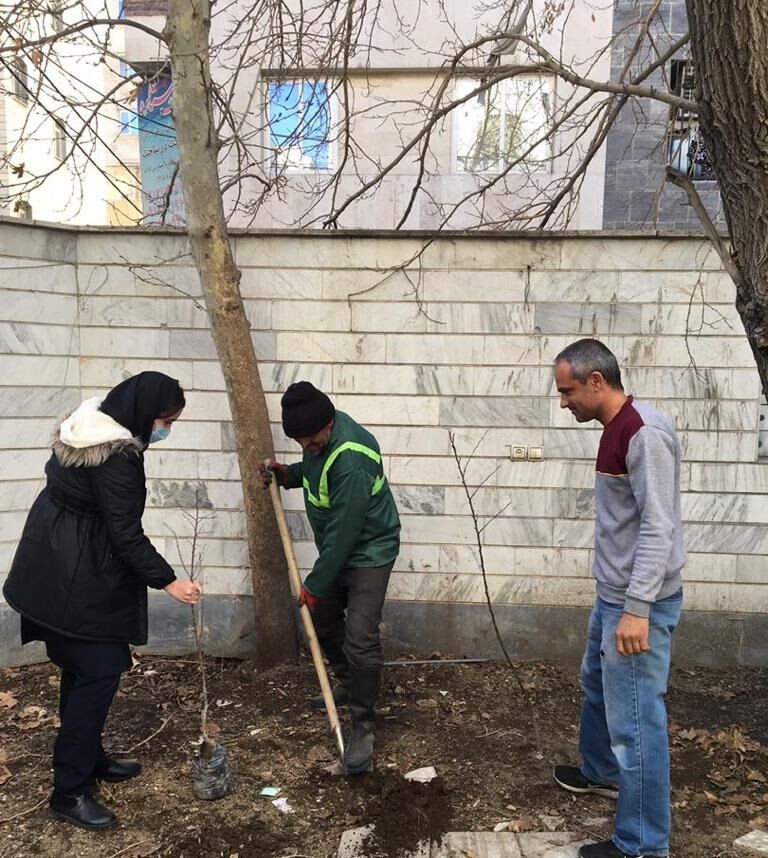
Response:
[278,852,314,858]
[119,714,173,754]
[475,727,515,739]
[105,840,156,858]
[0,796,47,824]
[4,753,46,763]
[99,781,117,803]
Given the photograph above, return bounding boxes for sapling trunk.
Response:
[170,492,218,764]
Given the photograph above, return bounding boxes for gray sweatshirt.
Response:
[593,397,686,616]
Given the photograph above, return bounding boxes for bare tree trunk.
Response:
[164,0,298,667]
[687,0,768,398]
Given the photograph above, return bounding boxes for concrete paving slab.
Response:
[337,829,592,858]
[433,832,522,857]
[516,833,592,857]
[734,830,768,856]
[337,825,429,858]
[337,825,375,858]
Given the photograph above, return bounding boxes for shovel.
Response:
[264,459,345,763]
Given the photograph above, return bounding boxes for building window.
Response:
[667,59,715,181]
[13,57,30,103]
[118,60,138,135]
[759,396,768,459]
[120,109,139,135]
[53,119,66,160]
[267,80,332,172]
[455,76,552,174]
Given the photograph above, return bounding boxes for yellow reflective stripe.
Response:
[303,476,322,508]
[302,442,384,509]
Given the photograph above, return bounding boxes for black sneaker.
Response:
[553,765,619,800]
[579,839,660,858]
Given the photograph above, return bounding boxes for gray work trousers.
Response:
[312,561,393,675]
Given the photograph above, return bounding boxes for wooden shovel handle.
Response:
[264,460,345,759]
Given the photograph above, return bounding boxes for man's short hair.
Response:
[555,338,624,390]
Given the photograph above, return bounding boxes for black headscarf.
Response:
[100,372,185,447]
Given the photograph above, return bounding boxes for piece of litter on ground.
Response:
[404,766,437,783]
[259,785,282,797]
[493,821,509,832]
[272,796,294,813]
[249,728,263,736]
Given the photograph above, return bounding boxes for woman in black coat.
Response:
[3,372,202,830]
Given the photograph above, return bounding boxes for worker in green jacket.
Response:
[259,381,400,774]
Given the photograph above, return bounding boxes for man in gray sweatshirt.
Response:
[551,339,685,858]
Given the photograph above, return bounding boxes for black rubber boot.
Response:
[343,668,380,775]
[49,790,117,829]
[310,682,350,711]
[310,657,349,710]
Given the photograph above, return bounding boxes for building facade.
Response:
[123,0,614,230]
[0,0,141,225]
[601,0,723,230]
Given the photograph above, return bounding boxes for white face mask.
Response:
[149,426,170,444]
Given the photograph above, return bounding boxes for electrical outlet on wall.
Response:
[527,446,543,461]
[509,445,527,460]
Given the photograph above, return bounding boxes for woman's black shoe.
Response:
[96,758,142,783]
[49,790,117,829]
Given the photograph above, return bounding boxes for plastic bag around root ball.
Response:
[192,742,233,800]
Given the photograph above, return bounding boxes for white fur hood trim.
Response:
[59,397,133,448]
[52,399,144,468]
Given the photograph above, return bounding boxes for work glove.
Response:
[258,459,290,489]
[298,585,320,613]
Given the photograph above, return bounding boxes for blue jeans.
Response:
[579,590,682,857]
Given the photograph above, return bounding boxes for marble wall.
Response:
[0,220,765,665]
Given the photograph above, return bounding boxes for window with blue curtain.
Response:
[268,80,331,171]
[120,109,139,135]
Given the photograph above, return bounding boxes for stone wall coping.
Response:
[0,214,725,241]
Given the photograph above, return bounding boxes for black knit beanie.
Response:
[281,381,335,438]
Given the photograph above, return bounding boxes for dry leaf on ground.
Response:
[0,692,18,709]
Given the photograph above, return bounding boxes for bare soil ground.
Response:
[0,654,766,858]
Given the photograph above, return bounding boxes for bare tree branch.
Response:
[666,167,743,288]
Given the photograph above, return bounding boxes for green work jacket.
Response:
[286,411,400,596]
